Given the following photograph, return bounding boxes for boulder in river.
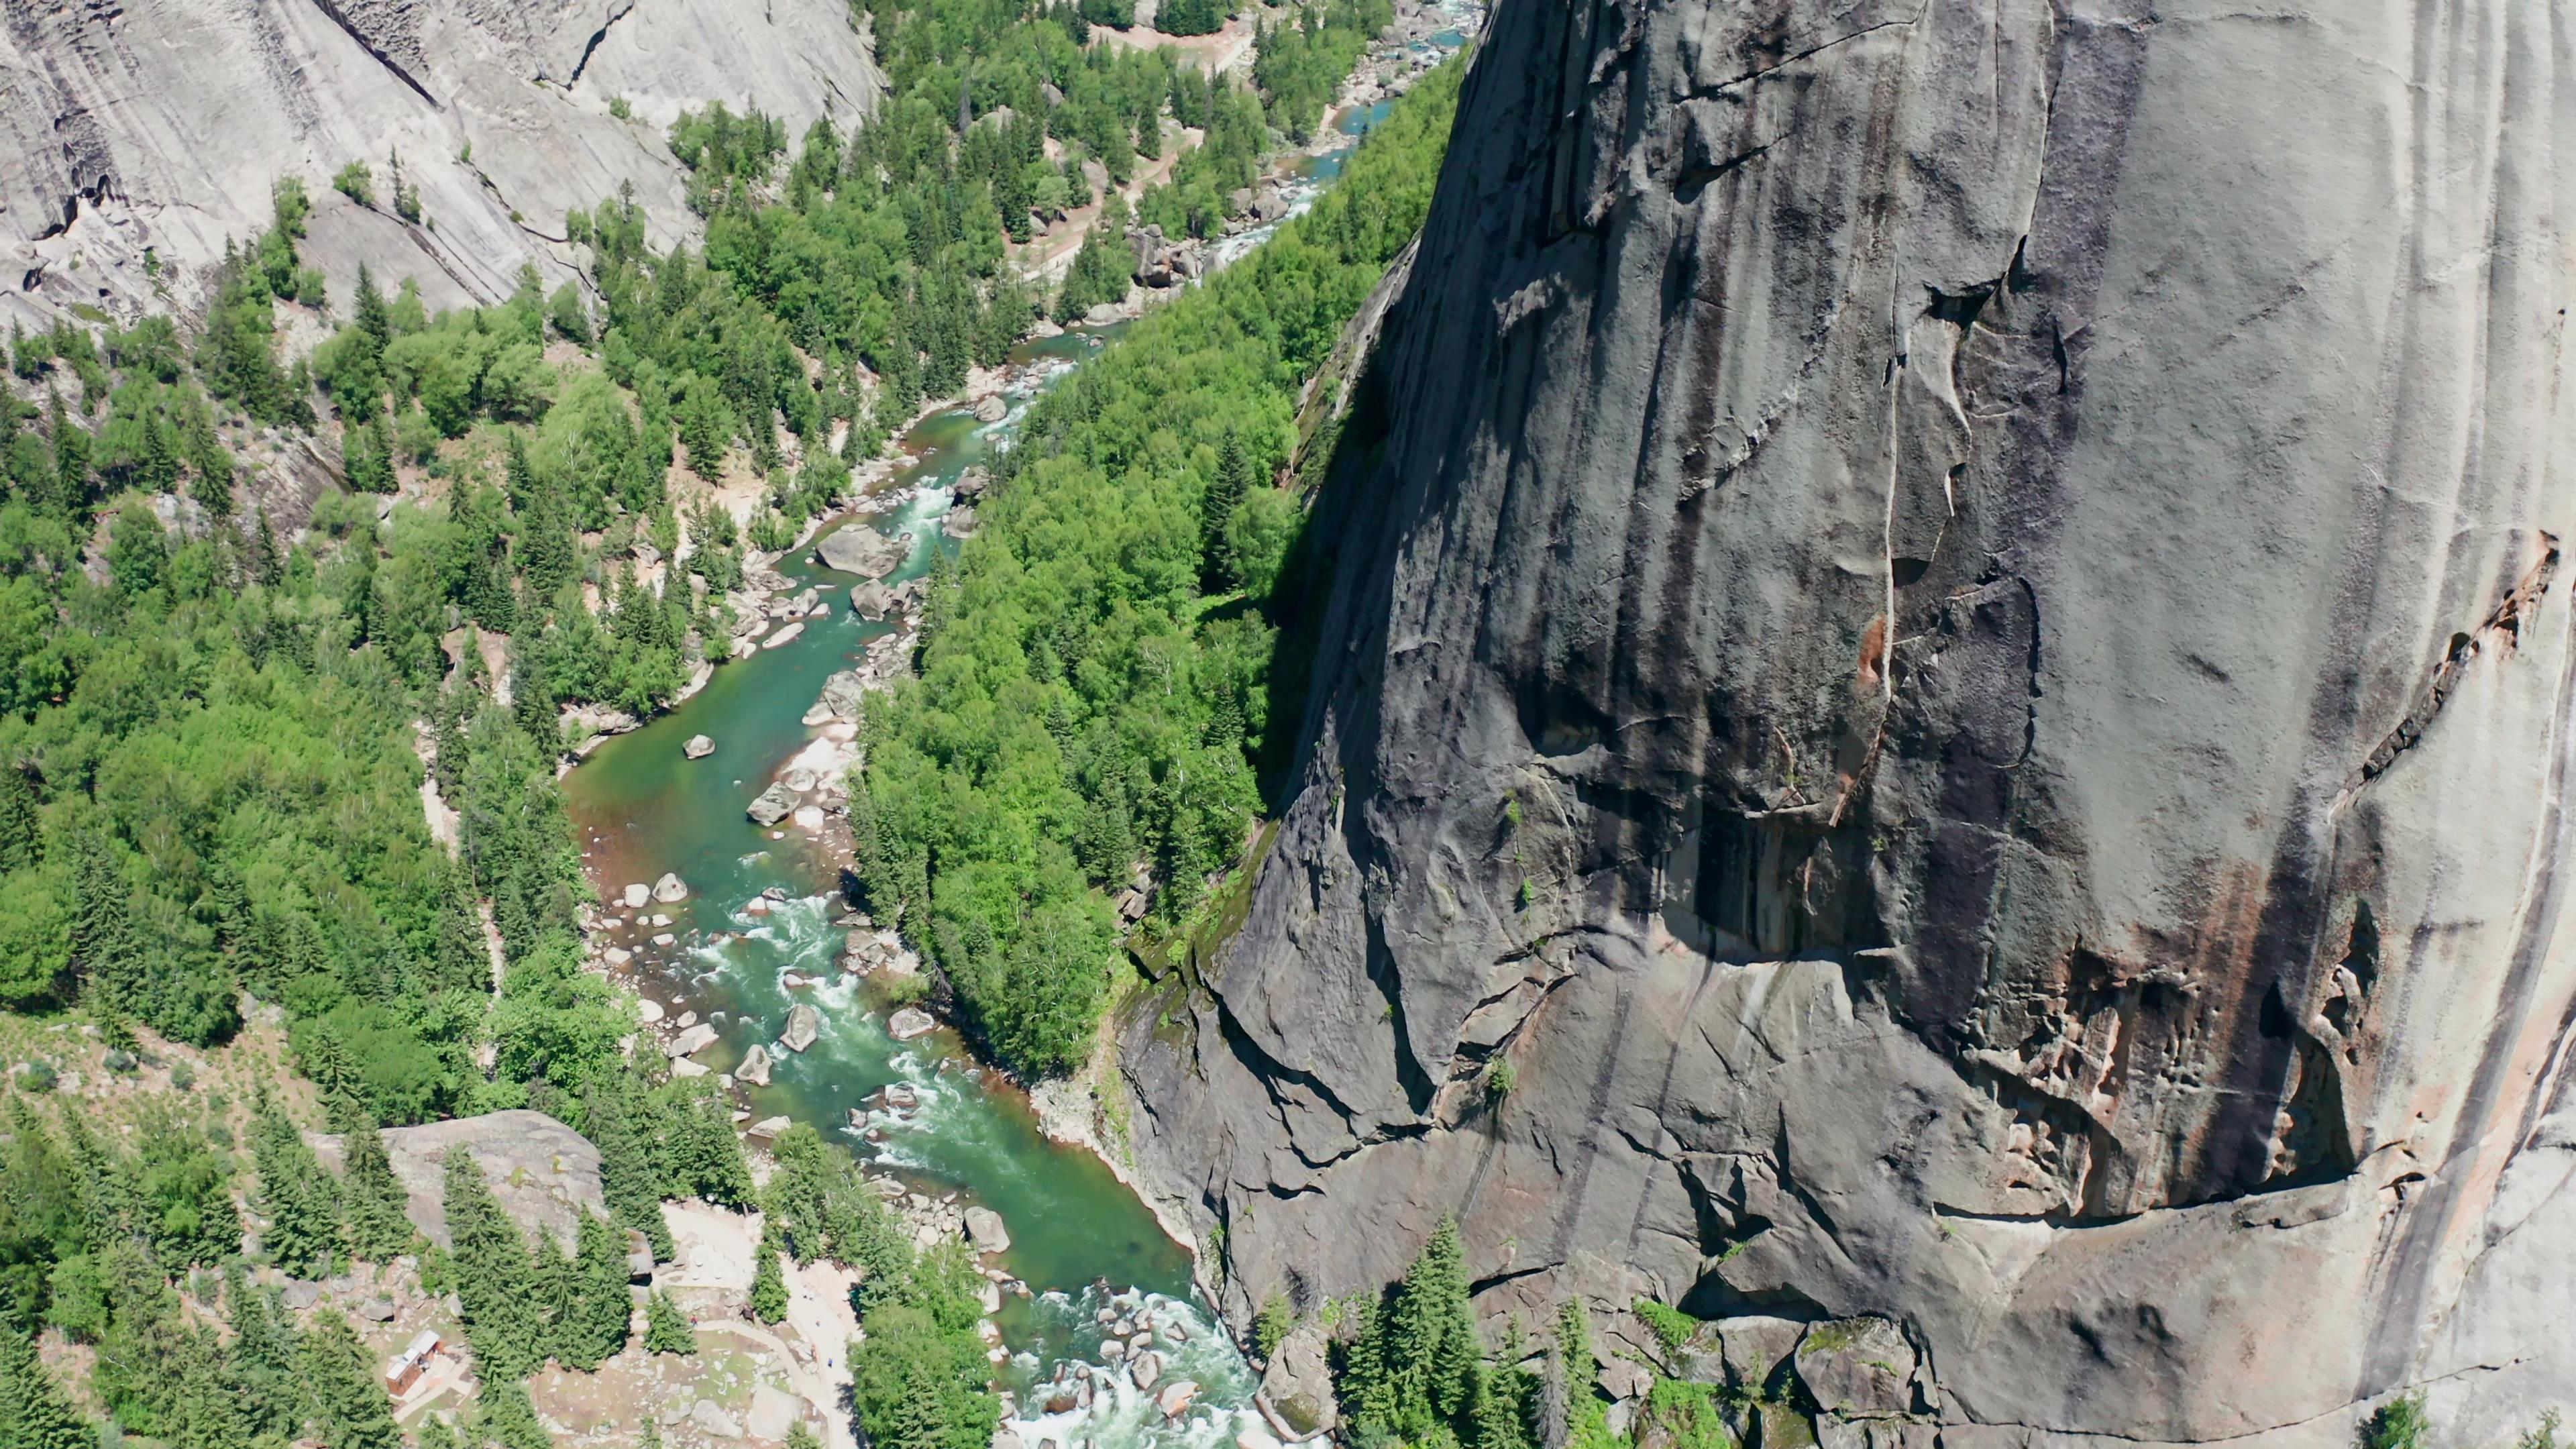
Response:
[888,1007,937,1040]
[943,508,980,540]
[737,1044,773,1087]
[973,394,1008,423]
[1155,1381,1198,1419]
[665,1024,719,1059]
[684,735,715,759]
[762,621,806,650]
[851,584,896,620]
[782,1003,822,1053]
[623,883,651,909]
[1259,1322,1336,1435]
[963,1205,1011,1254]
[815,524,906,578]
[652,872,690,903]
[819,670,867,720]
[1131,1349,1163,1390]
[953,466,991,499]
[747,782,800,826]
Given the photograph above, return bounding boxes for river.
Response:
[558,27,1474,1449]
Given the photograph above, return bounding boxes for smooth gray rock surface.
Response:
[1119,0,2576,1444]
[0,0,881,328]
[312,1110,603,1252]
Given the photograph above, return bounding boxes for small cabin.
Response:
[383,1329,443,1395]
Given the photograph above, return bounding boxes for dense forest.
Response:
[849,62,1462,1074]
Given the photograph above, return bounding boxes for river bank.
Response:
[554,13,1480,1449]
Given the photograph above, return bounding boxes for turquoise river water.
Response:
[557,43,1472,1449]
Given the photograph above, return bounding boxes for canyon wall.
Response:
[0,0,880,325]
[1120,0,2576,1440]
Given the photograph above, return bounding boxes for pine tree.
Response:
[750,1225,788,1324]
[1202,429,1250,586]
[303,1310,405,1449]
[0,1326,93,1449]
[0,765,38,872]
[225,1267,307,1441]
[553,1212,633,1371]
[443,1148,547,1380]
[584,1079,673,1260]
[643,1290,696,1355]
[167,1322,254,1449]
[470,1381,553,1449]
[1344,1217,1483,1444]
[254,1102,347,1277]
[341,1120,417,1261]
[253,509,283,585]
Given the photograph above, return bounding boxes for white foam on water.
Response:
[1005,1288,1263,1449]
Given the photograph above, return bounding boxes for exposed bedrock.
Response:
[1118,0,2576,1442]
[0,0,881,325]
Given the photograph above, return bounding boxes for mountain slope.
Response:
[1120,0,2576,1441]
[0,0,881,325]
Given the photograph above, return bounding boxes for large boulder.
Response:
[963,1206,1010,1254]
[1257,1321,1335,1436]
[652,873,690,903]
[782,1004,822,1054]
[737,1044,773,1087]
[747,782,800,826]
[815,523,906,578]
[665,1023,719,1059]
[309,1111,603,1252]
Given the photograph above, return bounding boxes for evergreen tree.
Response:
[303,1310,404,1449]
[1342,1218,1483,1444]
[643,1290,696,1355]
[553,1212,632,1371]
[166,1323,254,1449]
[443,1148,547,1380]
[1201,429,1250,586]
[340,1120,417,1261]
[584,1079,672,1260]
[0,766,37,872]
[253,1102,346,1277]
[225,1267,307,1442]
[0,1325,91,1449]
[750,1225,788,1324]
[470,1380,553,1449]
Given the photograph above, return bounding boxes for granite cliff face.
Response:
[0,0,880,324]
[1120,0,2576,1441]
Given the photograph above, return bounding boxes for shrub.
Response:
[333,162,374,207]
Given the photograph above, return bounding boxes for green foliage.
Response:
[751,1224,790,1324]
[763,1125,908,1286]
[1255,1290,1295,1359]
[1633,1380,1729,1449]
[335,162,375,207]
[339,1118,417,1260]
[554,1211,635,1370]
[1556,1302,1623,1449]
[1252,0,1395,142]
[1155,0,1227,35]
[304,1309,406,1449]
[1340,1218,1482,1444]
[849,1246,1001,1449]
[444,1147,548,1379]
[252,1101,345,1277]
[0,1324,92,1449]
[1632,1299,1699,1352]
[584,1073,674,1260]
[849,63,1461,1077]
[645,1289,697,1354]
[2361,1395,2429,1449]
[472,1379,556,1449]
[647,1073,756,1208]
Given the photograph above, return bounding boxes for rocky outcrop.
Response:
[0,0,882,327]
[311,1109,603,1251]
[1120,1,2576,1444]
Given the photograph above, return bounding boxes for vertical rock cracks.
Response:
[1116,0,2576,1442]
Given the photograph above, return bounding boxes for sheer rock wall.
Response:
[0,0,881,325]
[1119,0,2576,1441]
